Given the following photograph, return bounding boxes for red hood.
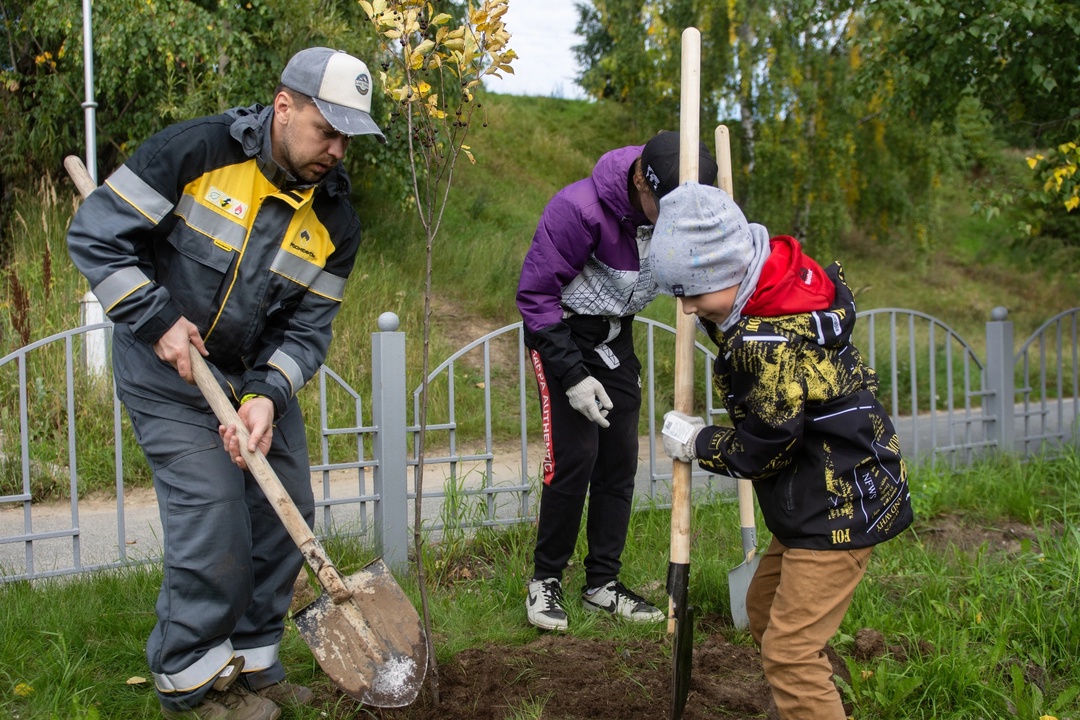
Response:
[742,236,834,317]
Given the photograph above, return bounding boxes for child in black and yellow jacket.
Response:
[651,181,913,720]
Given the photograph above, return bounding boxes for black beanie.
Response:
[640,130,719,198]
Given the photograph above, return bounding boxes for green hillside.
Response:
[2,91,1079,499]
[334,91,1079,386]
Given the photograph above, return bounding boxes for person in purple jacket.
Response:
[516,131,718,631]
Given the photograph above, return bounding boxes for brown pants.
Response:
[746,537,873,720]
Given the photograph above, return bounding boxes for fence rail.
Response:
[2,305,1078,583]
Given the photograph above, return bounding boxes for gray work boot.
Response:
[161,657,281,720]
[253,681,314,706]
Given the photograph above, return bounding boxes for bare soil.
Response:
[339,616,794,720]
[299,513,1035,719]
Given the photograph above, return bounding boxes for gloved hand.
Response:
[566,377,613,428]
[662,410,706,462]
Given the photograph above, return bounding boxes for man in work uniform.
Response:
[516,131,718,631]
[66,47,384,719]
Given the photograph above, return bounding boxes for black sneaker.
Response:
[582,580,665,622]
[526,577,568,631]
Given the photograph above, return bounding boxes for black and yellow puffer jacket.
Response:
[694,263,913,550]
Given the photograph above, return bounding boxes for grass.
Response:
[2,449,1078,719]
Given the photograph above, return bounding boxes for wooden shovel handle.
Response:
[668,27,701,634]
[64,155,99,199]
[715,126,758,563]
[188,348,352,603]
[715,125,733,196]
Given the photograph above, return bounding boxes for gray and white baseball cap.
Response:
[281,47,386,142]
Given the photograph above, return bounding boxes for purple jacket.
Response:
[516,145,656,387]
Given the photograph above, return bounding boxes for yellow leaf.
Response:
[126,676,148,685]
[1065,195,1079,212]
[14,683,33,696]
[1026,156,1039,169]
[431,12,453,25]
[359,0,374,17]
[414,39,435,56]
[463,147,476,165]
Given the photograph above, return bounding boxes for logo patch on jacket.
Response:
[290,229,317,260]
[205,187,248,219]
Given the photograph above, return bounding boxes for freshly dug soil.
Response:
[320,613,857,719]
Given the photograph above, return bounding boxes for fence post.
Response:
[370,311,409,571]
[984,306,1015,454]
[79,291,108,374]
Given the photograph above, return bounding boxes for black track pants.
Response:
[529,346,641,589]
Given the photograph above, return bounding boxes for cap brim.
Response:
[314,98,386,143]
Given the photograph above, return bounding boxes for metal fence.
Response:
[2,305,1078,583]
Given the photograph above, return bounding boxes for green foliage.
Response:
[571,1,969,259]
[0,0,386,186]
[864,0,1080,149]
[1021,141,1080,247]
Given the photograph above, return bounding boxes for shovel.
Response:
[728,479,760,629]
[65,155,428,707]
[667,27,702,720]
[188,349,427,706]
[710,130,763,631]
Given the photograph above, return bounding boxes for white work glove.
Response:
[662,410,706,462]
[566,377,613,428]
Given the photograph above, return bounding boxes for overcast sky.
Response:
[484,0,588,100]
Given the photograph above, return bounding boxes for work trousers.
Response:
[112,327,313,712]
[746,537,872,720]
[528,344,641,590]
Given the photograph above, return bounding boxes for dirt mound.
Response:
[335,613,872,719]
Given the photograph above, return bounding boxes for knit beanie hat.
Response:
[640,130,719,198]
[650,182,772,330]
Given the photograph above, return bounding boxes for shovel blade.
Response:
[293,558,427,707]
[668,561,693,719]
[727,556,761,630]
[672,602,694,719]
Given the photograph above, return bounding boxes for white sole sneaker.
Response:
[582,580,665,622]
[527,578,568,631]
